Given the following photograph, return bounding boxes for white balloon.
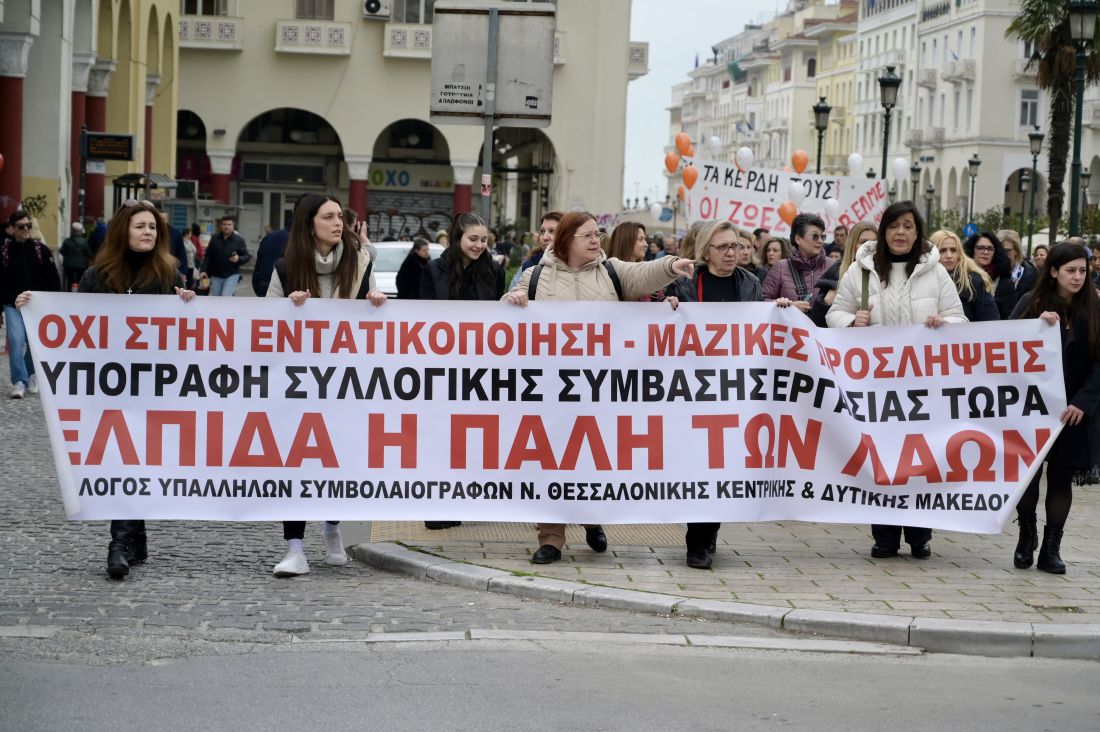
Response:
[824,198,841,218]
[893,157,910,183]
[649,203,663,220]
[707,136,722,154]
[787,180,807,207]
[736,146,754,169]
[847,152,864,177]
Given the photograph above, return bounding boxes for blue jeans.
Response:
[210,274,241,296]
[3,305,34,386]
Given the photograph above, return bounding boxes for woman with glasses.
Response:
[504,211,693,565]
[995,229,1039,318]
[827,201,966,561]
[267,194,386,578]
[2,210,61,399]
[18,199,195,579]
[932,229,999,322]
[763,213,832,313]
[1009,242,1100,574]
[963,231,1020,319]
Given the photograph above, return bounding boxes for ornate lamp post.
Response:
[878,66,902,181]
[967,153,982,225]
[1027,125,1044,257]
[1068,0,1097,235]
[925,184,936,224]
[909,162,921,203]
[1083,169,1093,232]
[813,96,832,175]
[1019,170,1029,235]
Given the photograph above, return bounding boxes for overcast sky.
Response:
[623,0,781,207]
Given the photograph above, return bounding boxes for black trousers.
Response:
[283,521,338,541]
[686,522,720,552]
[871,524,931,549]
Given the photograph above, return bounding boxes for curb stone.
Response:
[351,542,1100,660]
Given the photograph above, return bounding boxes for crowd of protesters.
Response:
[2,197,1097,582]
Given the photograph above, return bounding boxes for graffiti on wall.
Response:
[366,191,453,241]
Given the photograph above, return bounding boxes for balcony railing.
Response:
[275,19,351,55]
[628,42,649,80]
[921,1,951,23]
[179,15,244,50]
[905,129,924,147]
[917,68,937,89]
[1086,103,1100,128]
[943,58,976,83]
[928,127,946,146]
[1012,58,1036,79]
[384,23,567,65]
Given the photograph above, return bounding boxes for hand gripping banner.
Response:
[23,295,1064,531]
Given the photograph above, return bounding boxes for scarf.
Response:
[790,245,826,275]
[314,243,343,298]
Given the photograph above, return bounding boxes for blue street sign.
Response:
[963,222,978,239]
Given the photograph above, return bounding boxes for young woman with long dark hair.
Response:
[267,194,385,577]
[1009,242,1100,574]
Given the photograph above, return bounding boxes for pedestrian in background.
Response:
[827,201,966,560]
[396,237,431,299]
[761,236,791,272]
[1010,242,1100,575]
[59,221,92,291]
[932,229,999,322]
[18,198,195,579]
[1,210,60,399]
[199,215,251,296]
[267,193,385,578]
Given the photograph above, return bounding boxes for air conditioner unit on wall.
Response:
[363,0,392,20]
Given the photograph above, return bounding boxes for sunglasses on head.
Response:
[122,198,156,209]
[14,223,32,231]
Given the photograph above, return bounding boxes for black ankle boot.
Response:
[1037,525,1066,574]
[1013,517,1038,569]
[131,521,148,563]
[106,520,141,580]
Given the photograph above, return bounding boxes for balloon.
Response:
[735,146,754,169]
[824,198,841,219]
[664,152,681,175]
[707,136,722,154]
[675,132,692,157]
[778,201,798,226]
[682,165,699,190]
[649,203,663,220]
[787,180,807,207]
[684,145,695,158]
[677,185,685,201]
[791,149,809,174]
[892,157,910,183]
[847,152,864,177]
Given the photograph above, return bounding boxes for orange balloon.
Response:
[664,152,681,175]
[791,149,809,174]
[685,145,695,158]
[682,165,699,189]
[675,132,692,157]
[779,201,798,226]
[677,185,685,200]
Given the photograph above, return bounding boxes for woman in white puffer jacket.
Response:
[826,201,967,561]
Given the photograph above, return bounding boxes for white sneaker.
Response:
[9,382,24,399]
[26,375,38,394]
[323,528,348,566]
[272,549,309,577]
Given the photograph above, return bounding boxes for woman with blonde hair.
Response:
[932,229,998,322]
[677,220,705,262]
[809,221,878,327]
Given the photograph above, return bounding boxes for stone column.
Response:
[208,150,235,204]
[345,154,372,222]
[143,73,161,174]
[452,161,477,218]
[70,52,96,220]
[0,32,35,219]
[84,59,116,218]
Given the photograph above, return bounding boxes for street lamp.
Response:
[866,168,877,179]
[1019,169,1029,235]
[1027,125,1044,256]
[1068,0,1097,235]
[878,65,902,181]
[925,184,936,224]
[1082,169,1092,207]
[813,96,832,175]
[909,162,922,203]
[967,153,982,225]
[888,183,898,203]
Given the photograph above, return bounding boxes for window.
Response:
[932,39,937,67]
[928,95,934,127]
[182,0,228,14]
[294,0,333,20]
[966,88,973,128]
[970,27,976,57]
[938,93,945,127]
[806,58,816,78]
[394,0,437,24]
[1023,39,1035,59]
[1020,89,1039,126]
[953,90,960,130]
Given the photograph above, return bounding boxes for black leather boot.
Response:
[131,520,148,563]
[1037,525,1066,575]
[106,520,141,580]
[1013,517,1038,569]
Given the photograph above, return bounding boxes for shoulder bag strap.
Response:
[861,269,870,311]
[603,261,624,301]
[528,264,543,301]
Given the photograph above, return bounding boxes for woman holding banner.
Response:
[504,211,693,565]
[932,229,999,323]
[266,194,386,577]
[17,199,196,580]
[763,213,832,313]
[826,201,966,560]
[418,211,505,530]
[808,220,877,328]
[1009,242,1100,574]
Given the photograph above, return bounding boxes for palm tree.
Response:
[1007,0,1100,240]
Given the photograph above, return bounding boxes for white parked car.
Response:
[370,241,444,298]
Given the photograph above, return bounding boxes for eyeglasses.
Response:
[802,233,824,242]
[710,243,737,254]
[14,223,32,231]
[574,231,600,241]
[122,198,155,209]
[974,245,995,253]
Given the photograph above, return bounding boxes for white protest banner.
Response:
[23,295,1063,532]
[683,157,889,235]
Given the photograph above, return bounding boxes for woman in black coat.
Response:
[396,238,430,299]
[418,212,505,530]
[965,230,1034,318]
[1009,242,1100,574]
[932,229,999,322]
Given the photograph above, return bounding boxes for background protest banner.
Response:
[23,295,1063,532]
[683,157,889,236]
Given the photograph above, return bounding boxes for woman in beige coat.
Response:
[505,211,693,564]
